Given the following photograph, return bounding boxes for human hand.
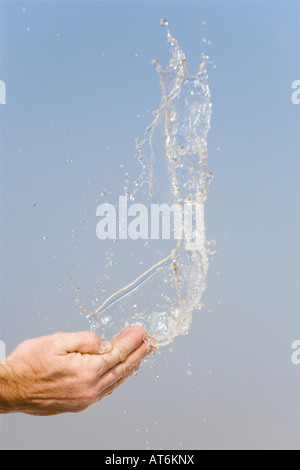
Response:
[0,327,155,416]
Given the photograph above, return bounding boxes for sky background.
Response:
[0,0,299,450]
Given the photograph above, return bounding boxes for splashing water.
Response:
[88,22,213,346]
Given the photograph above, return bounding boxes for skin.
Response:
[0,326,155,416]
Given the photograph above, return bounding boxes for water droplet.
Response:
[202,37,212,46]
[105,260,115,268]
[160,18,168,27]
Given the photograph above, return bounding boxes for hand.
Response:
[0,327,155,416]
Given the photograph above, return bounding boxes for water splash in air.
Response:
[88,21,213,346]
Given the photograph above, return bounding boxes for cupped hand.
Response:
[0,326,155,416]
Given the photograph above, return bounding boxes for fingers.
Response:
[60,327,156,413]
[98,326,149,372]
[112,326,151,364]
[95,362,141,403]
[55,331,113,356]
[92,327,156,396]
[56,327,155,403]
[98,338,150,389]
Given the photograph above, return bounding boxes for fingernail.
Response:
[99,340,113,354]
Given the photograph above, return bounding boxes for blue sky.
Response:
[0,0,299,450]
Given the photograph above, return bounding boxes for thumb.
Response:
[58,331,113,355]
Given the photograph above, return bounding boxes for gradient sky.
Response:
[0,0,299,450]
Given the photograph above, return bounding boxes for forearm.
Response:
[0,363,20,414]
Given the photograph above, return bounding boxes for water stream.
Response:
[87,21,213,346]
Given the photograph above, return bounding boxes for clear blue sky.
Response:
[0,0,299,450]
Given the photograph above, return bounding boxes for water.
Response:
[88,21,213,346]
[92,255,174,317]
